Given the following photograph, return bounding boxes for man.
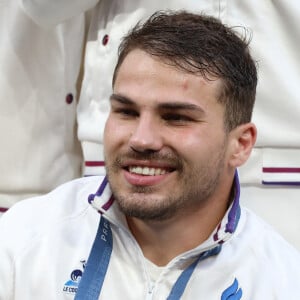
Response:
[0,11,299,299]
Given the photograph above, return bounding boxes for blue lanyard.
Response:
[75,216,113,300]
[167,245,221,300]
[75,216,221,300]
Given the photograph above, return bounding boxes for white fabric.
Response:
[240,185,300,250]
[0,0,87,210]
[21,0,98,27]
[0,176,299,299]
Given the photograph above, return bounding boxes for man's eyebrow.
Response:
[110,93,134,105]
[110,93,205,113]
[158,102,205,113]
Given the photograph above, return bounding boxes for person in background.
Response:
[1,11,299,299]
[14,0,300,250]
[0,1,98,215]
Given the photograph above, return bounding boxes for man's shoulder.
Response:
[229,207,300,295]
[4,176,102,216]
[239,207,300,265]
[0,176,104,249]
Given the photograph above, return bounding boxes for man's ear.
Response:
[228,123,257,168]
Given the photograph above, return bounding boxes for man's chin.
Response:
[114,193,179,221]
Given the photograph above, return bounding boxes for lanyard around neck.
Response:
[75,215,113,300]
[167,245,221,299]
[75,216,221,300]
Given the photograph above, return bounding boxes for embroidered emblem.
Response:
[63,260,86,294]
[221,278,242,300]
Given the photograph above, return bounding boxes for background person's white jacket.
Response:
[10,0,300,249]
[0,0,95,211]
[0,175,299,299]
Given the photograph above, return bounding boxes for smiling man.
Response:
[0,10,299,300]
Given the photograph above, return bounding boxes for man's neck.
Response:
[126,193,230,266]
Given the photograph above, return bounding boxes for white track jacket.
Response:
[0,175,299,299]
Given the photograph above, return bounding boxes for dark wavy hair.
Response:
[112,10,257,131]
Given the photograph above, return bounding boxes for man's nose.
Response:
[128,114,163,152]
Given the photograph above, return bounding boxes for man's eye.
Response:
[163,114,192,122]
[113,108,139,117]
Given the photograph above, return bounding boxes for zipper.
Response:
[145,282,155,300]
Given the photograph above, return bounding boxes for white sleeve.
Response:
[20,0,99,27]
[0,213,15,299]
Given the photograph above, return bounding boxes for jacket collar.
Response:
[88,171,241,252]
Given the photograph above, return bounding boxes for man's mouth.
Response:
[127,166,172,176]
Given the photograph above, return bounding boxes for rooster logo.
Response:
[221,278,242,300]
[63,260,86,294]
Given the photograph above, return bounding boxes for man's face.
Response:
[104,49,231,221]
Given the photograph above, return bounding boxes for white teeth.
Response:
[129,166,168,175]
[156,169,166,175]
